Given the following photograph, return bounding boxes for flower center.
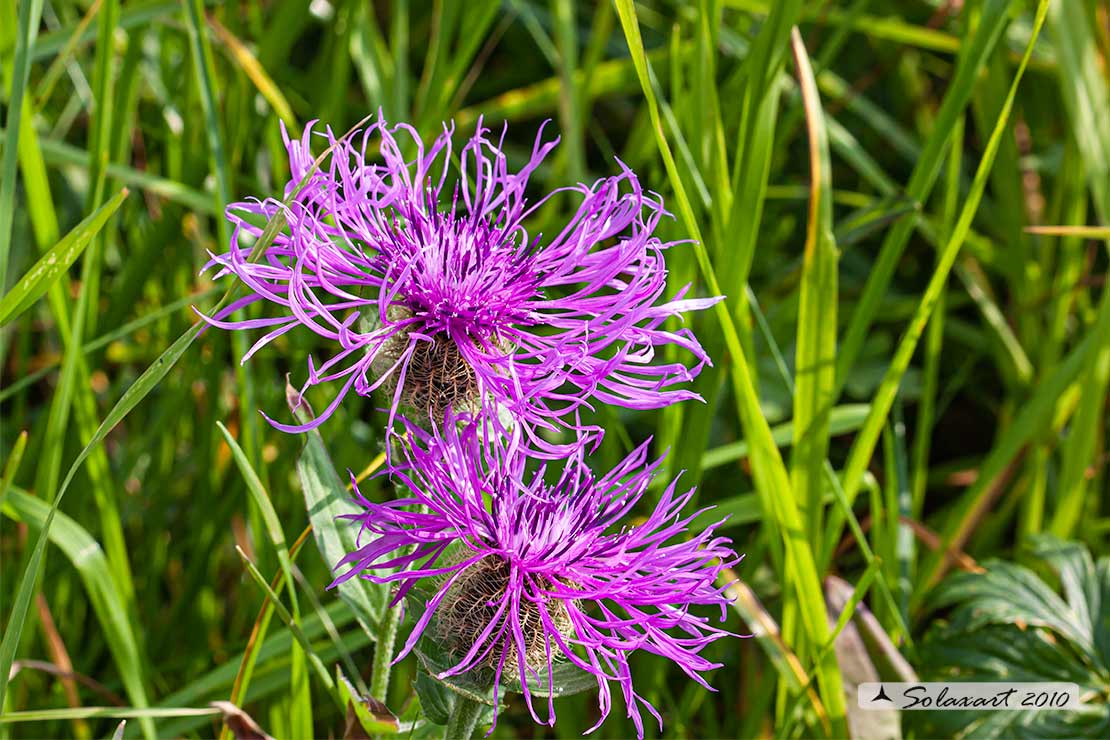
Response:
[377,202,542,339]
[403,336,479,420]
[436,556,574,673]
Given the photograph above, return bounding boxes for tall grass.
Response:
[1,1,1108,738]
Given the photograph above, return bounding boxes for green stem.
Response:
[369,603,401,701]
[443,696,483,740]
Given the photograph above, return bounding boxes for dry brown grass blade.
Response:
[34,594,88,737]
[720,568,830,733]
[1024,225,1110,237]
[210,701,275,740]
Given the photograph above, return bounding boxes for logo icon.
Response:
[871,685,893,703]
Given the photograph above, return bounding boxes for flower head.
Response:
[201,115,719,448]
[334,417,737,737]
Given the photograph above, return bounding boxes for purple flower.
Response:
[201,115,719,446]
[334,417,737,738]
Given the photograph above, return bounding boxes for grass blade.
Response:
[208,16,297,129]
[216,524,312,740]
[824,0,1052,565]
[834,0,1017,391]
[235,547,337,698]
[0,0,44,296]
[0,707,221,724]
[1045,0,1110,538]
[2,489,151,734]
[0,188,128,326]
[789,28,837,545]
[613,3,847,733]
[217,421,313,735]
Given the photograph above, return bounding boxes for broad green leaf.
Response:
[931,544,1096,666]
[502,660,597,700]
[292,388,389,634]
[916,536,1110,738]
[413,672,454,725]
[0,188,128,326]
[413,645,498,708]
[916,627,1109,739]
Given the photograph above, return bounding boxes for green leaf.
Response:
[789,26,838,544]
[292,387,389,634]
[826,0,1052,564]
[917,536,1110,738]
[1029,537,1102,655]
[0,188,128,326]
[414,672,454,726]
[336,668,402,735]
[0,0,44,295]
[914,627,1110,739]
[502,660,597,700]
[1,489,150,734]
[413,645,498,708]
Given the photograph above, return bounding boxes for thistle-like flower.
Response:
[201,116,719,447]
[334,417,736,738]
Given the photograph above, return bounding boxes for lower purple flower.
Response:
[334,417,738,737]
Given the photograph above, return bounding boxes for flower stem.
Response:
[444,696,483,740]
[369,604,401,701]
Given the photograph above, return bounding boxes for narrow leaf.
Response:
[0,188,128,326]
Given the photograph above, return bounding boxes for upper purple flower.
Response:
[201,115,719,444]
[335,417,736,738]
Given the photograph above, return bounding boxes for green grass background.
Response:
[1,0,1109,737]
